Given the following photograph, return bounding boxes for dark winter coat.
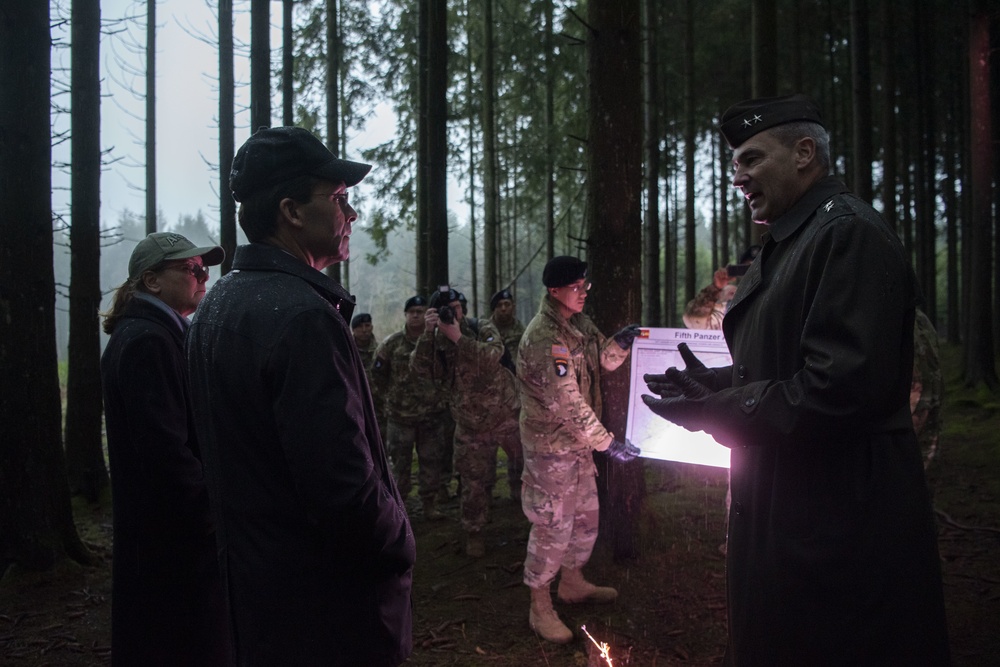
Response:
[101,297,229,666]
[186,243,415,667]
[698,177,949,666]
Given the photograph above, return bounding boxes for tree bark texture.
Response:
[250,0,271,131]
[219,0,236,275]
[65,0,109,503]
[145,0,157,233]
[586,0,645,562]
[425,0,449,294]
[0,0,91,571]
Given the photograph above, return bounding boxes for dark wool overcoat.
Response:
[697,177,950,666]
[101,297,229,666]
[186,243,415,667]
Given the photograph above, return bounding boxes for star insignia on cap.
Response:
[742,114,764,128]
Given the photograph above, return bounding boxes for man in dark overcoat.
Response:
[643,95,949,666]
[186,127,415,666]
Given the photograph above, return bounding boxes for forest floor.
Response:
[1,344,998,666]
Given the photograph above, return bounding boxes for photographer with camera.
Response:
[371,295,450,520]
[412,287,524,557]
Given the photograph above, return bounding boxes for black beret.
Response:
[542,256,587,288]
[429,287,460,309]
[350,313,372,329]
[404,295,427,311]
[720,94,825,148]
[230,126,372,203]
[490,288,513,311]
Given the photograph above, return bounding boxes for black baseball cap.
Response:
[230,126,372,203]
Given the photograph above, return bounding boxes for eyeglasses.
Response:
[165,263,210,282]
[312,191,351,208]
[569,282,592,293]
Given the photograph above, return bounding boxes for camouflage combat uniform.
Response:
[911,308,942,468]
[516,294,630,588]
[355,336,387,444]
[411,320,523,534]
[371,330,448,503]
[483,315,526,364]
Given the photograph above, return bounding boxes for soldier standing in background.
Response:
[412,287,524,558]
[911,308,943,469]
[351,313,377,369]
[517,255,641,644]
[353,312,387,443]
[372,295,450,520]
[484,287,526,364]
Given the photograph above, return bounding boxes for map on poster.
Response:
[625,328,733,469]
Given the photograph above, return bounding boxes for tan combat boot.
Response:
[528,585,573,644]
[556,567,618,604]
[465,532,485,558]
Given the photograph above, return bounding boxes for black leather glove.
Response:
[644,342,720,396]
[605,437,641,463]
[613,323,642,350]
[640,393,707,433]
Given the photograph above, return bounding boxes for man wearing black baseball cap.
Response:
[186,127,414,665]
[643,96,949,664]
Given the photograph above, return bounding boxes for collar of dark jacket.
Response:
[767,176,850,243]
[125,297,186,345]
[231,243,357,320]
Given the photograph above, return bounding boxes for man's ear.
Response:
[278,197,304,229]
[794,136,816,170]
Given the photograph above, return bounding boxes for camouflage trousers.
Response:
[520,449,599,588]
[454,416,523,533]
[387,417,447,501]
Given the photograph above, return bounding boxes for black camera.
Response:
[438,304,455,325]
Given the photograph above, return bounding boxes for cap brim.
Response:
[314,156,373,188]
[168,245,226,267]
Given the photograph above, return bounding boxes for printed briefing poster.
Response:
[625,328,733,469]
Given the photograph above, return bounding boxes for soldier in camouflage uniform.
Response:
[911,308,942,468]
[483,288,526,364]
[351,313,377,369]
[371,295,450,520]
[411,287,523,558]
[516,256,641,644]
[352,312,387,443]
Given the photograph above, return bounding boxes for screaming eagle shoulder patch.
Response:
[551,344,569,377]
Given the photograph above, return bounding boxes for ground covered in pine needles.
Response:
[2,345,998,666]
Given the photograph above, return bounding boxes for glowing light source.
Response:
[580,625,614,667]
[626,328,733,469]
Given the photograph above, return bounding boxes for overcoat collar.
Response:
[231,243,357,321]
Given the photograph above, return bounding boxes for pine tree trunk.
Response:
[481,0,498,298]
[0,0,92,571]
[250,0,271,131]
[219,0,236,275]
[65,0,109,503]
[426,0,449,293]
[145,0,157,233]
[586,0,645,562]
[643,0,661,327]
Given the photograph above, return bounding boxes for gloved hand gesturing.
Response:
[604,437,641,463]
[640,391,707,433]
[613,323,643,350]
[643,342,719,396]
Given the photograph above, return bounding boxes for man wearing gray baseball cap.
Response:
[186,127,414,665]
